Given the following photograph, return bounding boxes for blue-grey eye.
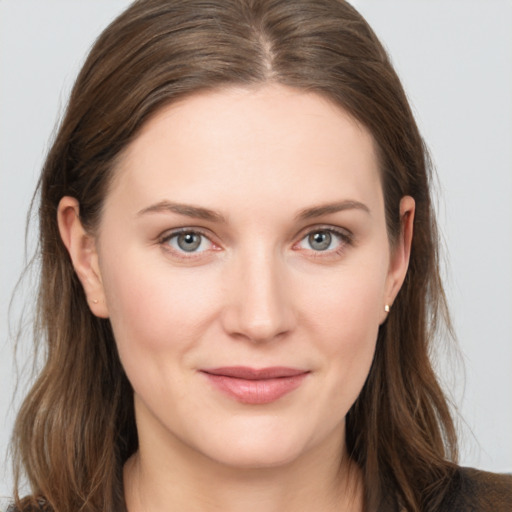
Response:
[166,231,212,253]
[177,232,202,252]
[296,229,346,252]
[308,231,332,251]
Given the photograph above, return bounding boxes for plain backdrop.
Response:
[1,0,511,499]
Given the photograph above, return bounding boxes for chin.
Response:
[206,440,308,470]
[192,418,330,471]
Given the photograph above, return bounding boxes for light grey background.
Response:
[1,0,511,499]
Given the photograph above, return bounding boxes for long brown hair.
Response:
[12,1,457,510]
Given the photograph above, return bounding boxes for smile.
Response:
[200,366,310,405]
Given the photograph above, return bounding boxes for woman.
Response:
[9,0,511,511]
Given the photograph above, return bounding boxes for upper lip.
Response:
[201,366,309,380]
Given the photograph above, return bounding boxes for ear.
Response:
[381,195,415,323]
[57,196,109,318]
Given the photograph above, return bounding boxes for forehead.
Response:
[109,85,382,216]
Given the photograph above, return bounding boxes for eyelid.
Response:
[295,224,353,242]
[158,227,221,258]
[293,225,354,254]
[155,224,353,260]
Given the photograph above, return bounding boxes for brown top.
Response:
[437,467,512,512]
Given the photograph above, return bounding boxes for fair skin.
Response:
[58,85,414,512]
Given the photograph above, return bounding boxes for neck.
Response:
[124,423,363,512]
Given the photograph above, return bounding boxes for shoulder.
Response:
[439,466,512,512]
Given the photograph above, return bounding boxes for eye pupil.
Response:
[308,231,332,251]
[177,232,201,252]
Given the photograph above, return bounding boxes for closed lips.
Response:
[201,366,309,379]
[201,367,310,404]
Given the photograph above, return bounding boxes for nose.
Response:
[220,246,296,343]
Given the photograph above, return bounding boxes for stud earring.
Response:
[384,304,390,313]
[92,299,99,304]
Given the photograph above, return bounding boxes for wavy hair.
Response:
[12,1,457,511]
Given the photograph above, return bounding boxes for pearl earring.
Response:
[384,304,390,313]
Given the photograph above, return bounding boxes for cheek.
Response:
[299,262,387,389]
[99,250,221,356]
[303,260,387,338]
[316,286,380,374]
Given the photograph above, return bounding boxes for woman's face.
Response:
[64,85,413,469]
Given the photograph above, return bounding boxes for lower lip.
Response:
[202,373,308,404]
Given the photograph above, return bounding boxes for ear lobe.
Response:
[381,195,415,322]
[57,196,109,318]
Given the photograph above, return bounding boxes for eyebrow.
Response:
[137,200,227,223]
[296,200,370,220]
[137,198,370,223]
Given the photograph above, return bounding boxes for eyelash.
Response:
[293,226,353,257]
[158,226,353,260]
[158,228,218,260]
